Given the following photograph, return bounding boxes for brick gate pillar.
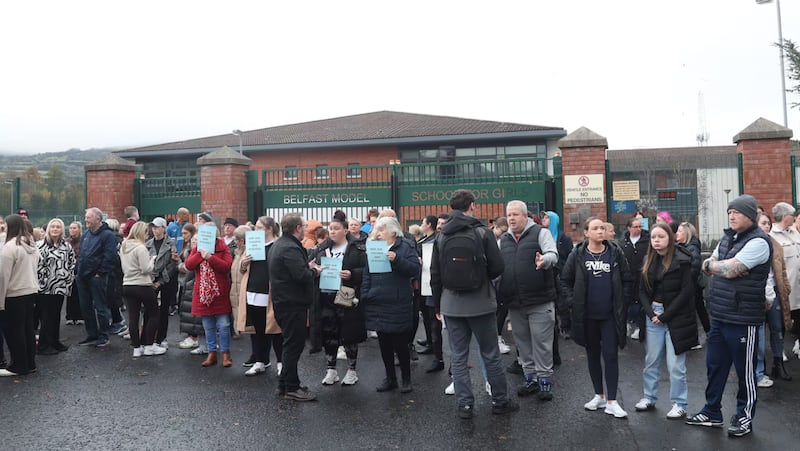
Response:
[197,146,252,226]
[733,117,793,212]
[558,127,608,242]
[85,154,137,221]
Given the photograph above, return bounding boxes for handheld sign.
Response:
[319,257,343,291]
[197,224,217,254]
[245,231,266,261]
[366,240,391,273]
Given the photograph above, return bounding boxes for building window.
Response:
[284,165,297,181]
[347,163,361,178]
[315,164,329,179]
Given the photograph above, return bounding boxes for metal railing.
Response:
[139,176,200,198]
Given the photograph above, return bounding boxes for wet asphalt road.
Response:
[2,315,800,451]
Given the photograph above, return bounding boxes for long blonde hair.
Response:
[121,221,148,252]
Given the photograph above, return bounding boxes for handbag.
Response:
[334,285,358,308]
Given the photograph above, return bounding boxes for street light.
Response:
[4,179,14,215]
[232,129,243,155]
[724,188,731,205]
[756,0,788,127]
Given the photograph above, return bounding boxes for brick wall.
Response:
[248,146,398,172]
[86,169,135,221]
[738,138,792,210]
[200,164,249,225]
[561,146,607,242]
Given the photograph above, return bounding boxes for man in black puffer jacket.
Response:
[620,216,650,341]
[686,195,772,438]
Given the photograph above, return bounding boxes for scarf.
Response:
[198,260,220,306]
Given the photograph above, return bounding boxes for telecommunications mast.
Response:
[696,91,709,146]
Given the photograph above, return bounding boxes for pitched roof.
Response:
[117,111,564,154]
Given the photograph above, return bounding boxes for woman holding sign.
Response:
[236,216,283,377]
[311,211,367,386]
[185,222,233,367]
[362,216,421,393]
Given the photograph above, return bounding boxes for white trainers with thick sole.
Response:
[757,376,774,388]
[341,369,359,385]
[485,381,492,396]
[604,402,628,418]
[322,369,340,385]
[635,398,655,411]
[132,346,143,358]
[143,344,167,356]
[178,336,199,349]
[444,381,455,395]
[245,362,266,376]
[666,404,687,419]
[337,346,347,360]
[498,337,511,355]
[584,395,607,411]
[190,345,208,355]
[276,362,283,376]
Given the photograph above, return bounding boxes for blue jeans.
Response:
[77,275,112,341]
[445,313,510,407]
[642,303,688,408]
[202,314,231,352]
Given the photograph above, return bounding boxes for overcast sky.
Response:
[1,0,798,155]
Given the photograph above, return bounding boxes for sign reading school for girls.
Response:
[564,174,605,204]
[398,182,545,206]
[267,188,391,208]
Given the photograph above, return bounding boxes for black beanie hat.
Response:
[727,194,758,224]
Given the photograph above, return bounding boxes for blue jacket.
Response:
[78,223,119,279]
[362,237,420,334]
[708,225,772,326]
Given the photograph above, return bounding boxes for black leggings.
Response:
[325,343,358,370]
[378,330,412,382]
[124,285,159,347]
[427,306,443,360]
[497,303,508,335]
[585,317,619,400]
[36,293,65,350]
[247,304,282,364]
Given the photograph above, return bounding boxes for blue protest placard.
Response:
[245,231,266,261]
[319,257,343,291]
[366,240,391,273]
[197,224,217,254]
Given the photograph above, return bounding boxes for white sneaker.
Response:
[666,404,686,419]
[276,362,283,376]
[341,369,359,385]
[178,336,199,349]
[690,343,703,350]
[190,345,208,355]
[444,381,455,395]
[784,351,790,362]
[367,330,378,339]
[485,381,492,396]
[584,395,607,411]
[498,336,511,355]
[159,341,169,350]
[604,401,628,418]
[337,346,347,360]
[322,368,340,385]
[245,362,266,376]
[757,376,774,388]
[630,328,640,341]
[132,346,143,358]
[634,398,655,411]
[627,323,634,337]
[794,339,800,359]
[122,333,131,340]
[143,344,167,356]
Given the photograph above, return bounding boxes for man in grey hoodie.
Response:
[431,189,518,419]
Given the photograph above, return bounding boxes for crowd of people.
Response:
[0,191,798,437]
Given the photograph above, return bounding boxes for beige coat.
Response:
[770,236,792,330]
[234,261,281,334]
[230,250,245,329]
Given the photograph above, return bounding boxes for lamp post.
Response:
[724,189,731,205]
[4,179,13,214]
[756,0,788,127]
[232,129,243,155]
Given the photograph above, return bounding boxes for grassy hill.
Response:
[0,148,113,182]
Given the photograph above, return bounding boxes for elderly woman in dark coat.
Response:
[362,216,420,394]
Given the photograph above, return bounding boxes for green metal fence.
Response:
[135,175,201,218]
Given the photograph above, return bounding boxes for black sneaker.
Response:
[727,416,752,437]
[376,378,398,392]
[78,337,97,346]
[242,354,257,367]
[284,387,317,402]
[417,346,433,355]
[537,378,553,401]
[492,399,520,415]
[517,379,540,397]
[425,359,445,373]
[686,412,724,428]
[400,380,413,394]
[506,360,523,375]
[458,404,474,419]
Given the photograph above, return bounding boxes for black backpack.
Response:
[437,227,487,292]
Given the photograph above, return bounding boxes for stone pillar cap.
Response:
[85,153,137,172]
[733,117,793,143]
[197,146,252,166]
[557,127,608,148]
